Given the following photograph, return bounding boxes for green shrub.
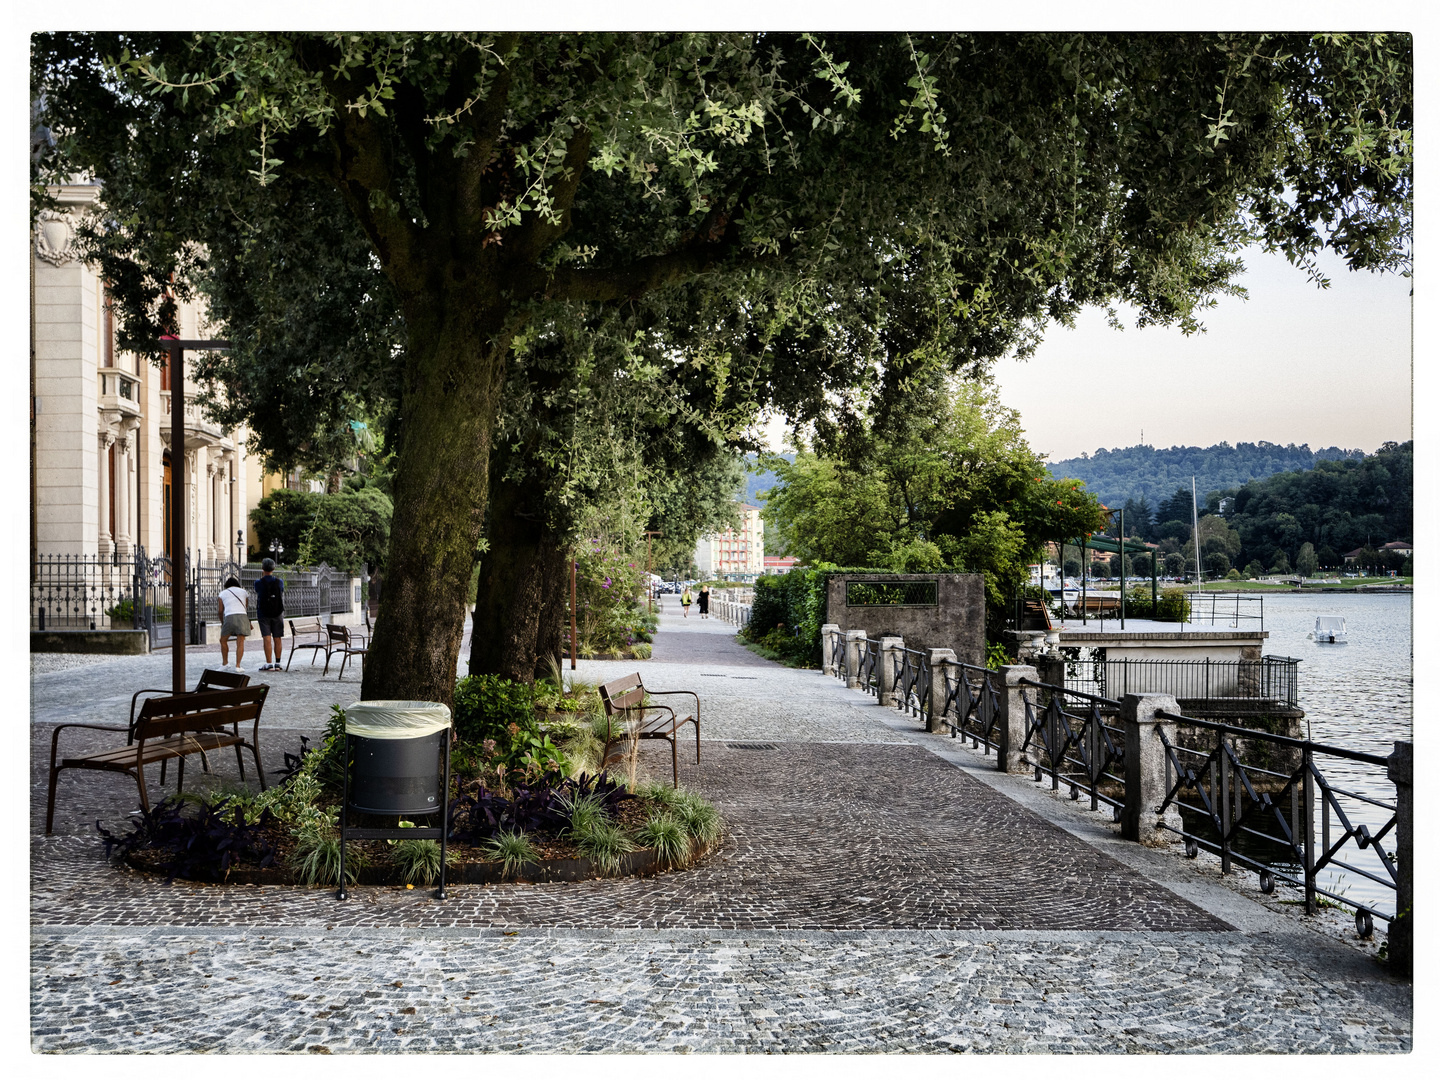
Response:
[673,792,723,845]
[249,489,319,563]
[298,488,393,572]
[635,814,689,867]
[288,819,365,886]
[574,818,635,875]
[1156,586,1191,622]
[390,838,450,885]
[484,829,537,880]
[453,675,536,745]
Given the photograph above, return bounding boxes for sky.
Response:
[990,245,1414,463]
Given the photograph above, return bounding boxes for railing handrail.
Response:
[1155,709,1390,767]
[1017,677,1121,708]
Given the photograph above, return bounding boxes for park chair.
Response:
[597,672,700,789]
[286,618,330,671]
[322,623,367,680]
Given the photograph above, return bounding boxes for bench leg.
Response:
[671,736,679,789]
[249,739,267,792]
[175,754,185,795]
[234,742,247,782]
[135,762,151,813]
[45,765,62,835]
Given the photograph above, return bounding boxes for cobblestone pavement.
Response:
[30,597,1412,1052]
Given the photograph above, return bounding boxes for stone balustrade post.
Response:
[821,624,841,675]
[844,629,867,689]
[995,664,1037,773]
[877,636,905,705]
[1388,741,1412,975]
[1122,694,1183,846]
[924,649,957,732]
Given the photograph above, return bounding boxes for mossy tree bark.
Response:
[467,475,568,685]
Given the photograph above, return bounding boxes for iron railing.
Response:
[1064,655,1301,708]
[1156,711,1398,934]
[895,647,929,719]
[937,662,1002,754]
[1019,679,1128,818]
[858,638,880,697]
[828,632,847,681]
[31,551,139,631]
[32,549,353,642]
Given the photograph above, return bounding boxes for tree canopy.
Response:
[32,31,1412,702]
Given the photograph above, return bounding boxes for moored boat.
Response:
[1311,615,1348,644]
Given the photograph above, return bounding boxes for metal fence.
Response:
[1064,655,1301,707]
[33,549,352,644]
[936,662,1002,754]
[1155,710,1398,934]
[1019,679,1128,818]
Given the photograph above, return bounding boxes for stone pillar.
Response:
[924,649,957,732]
[1033,652,1065,690]
[821,623,841,675]
[1387,741,1412,975]
[96,430,114,559]
[995,664,1038,773]
[1121,693,1183,846]
[877,635,904,705]
[843,629,866,689]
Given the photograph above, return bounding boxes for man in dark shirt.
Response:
[253,558,286,671]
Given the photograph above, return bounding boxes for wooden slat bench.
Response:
[597,673,700,789]
[46,684,270,834]
[126,668,252,784]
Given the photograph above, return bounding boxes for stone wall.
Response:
[825,573,985,667]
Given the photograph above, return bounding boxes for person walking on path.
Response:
[681,586,694,617]
[217,576,252,671]
[698,584,711,619]
[253,558,286,672]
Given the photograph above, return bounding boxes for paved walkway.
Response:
[29,596,1412,1052]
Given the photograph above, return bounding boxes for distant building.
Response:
[764,555,799,575]
[695,503,764,579]
[1379,541,1413,557]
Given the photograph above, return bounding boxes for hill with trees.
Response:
[1105,441,1411,578]
[1048,441,1365,508]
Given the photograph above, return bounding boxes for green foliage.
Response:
[453,675,537,746]
[390,838,450,886]
[672,792,723,845]
[635,814,690,867]
[249,489,318,563]
[1225,442,1412,572]
[484,829,538,880]
[986,640,1012,669]
[288,817,365,886]
[574,818,635,876]
[1156,587,1192,623]
[760,378,1108,644]
[297,487,393,572]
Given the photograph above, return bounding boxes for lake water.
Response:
[1207,591,1411,918]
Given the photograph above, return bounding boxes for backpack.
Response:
[257,576,284,618]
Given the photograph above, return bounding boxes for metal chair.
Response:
[322,623,368,680]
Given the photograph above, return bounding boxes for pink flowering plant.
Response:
[574,545,655,655]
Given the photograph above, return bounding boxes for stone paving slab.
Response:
[32,927,1410,1053]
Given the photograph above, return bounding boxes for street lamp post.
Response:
[145,336,231,694]
[236,528,245,567]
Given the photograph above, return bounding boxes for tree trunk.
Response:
[533,540,569,680]
[467,476,549,684]
[361,296,509,707]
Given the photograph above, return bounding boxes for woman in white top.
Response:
[217,576,252,671]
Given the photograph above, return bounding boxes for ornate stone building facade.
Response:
[31,182,264,564]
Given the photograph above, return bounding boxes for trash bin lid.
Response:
[345,700,452,740]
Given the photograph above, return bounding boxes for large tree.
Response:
[33,32,1411,703]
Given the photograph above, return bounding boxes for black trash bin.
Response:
[338,700,452,900]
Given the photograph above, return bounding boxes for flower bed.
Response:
[99,673,721,889]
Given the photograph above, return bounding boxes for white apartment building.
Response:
[31,182,264,564]
[695,502,765,579]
